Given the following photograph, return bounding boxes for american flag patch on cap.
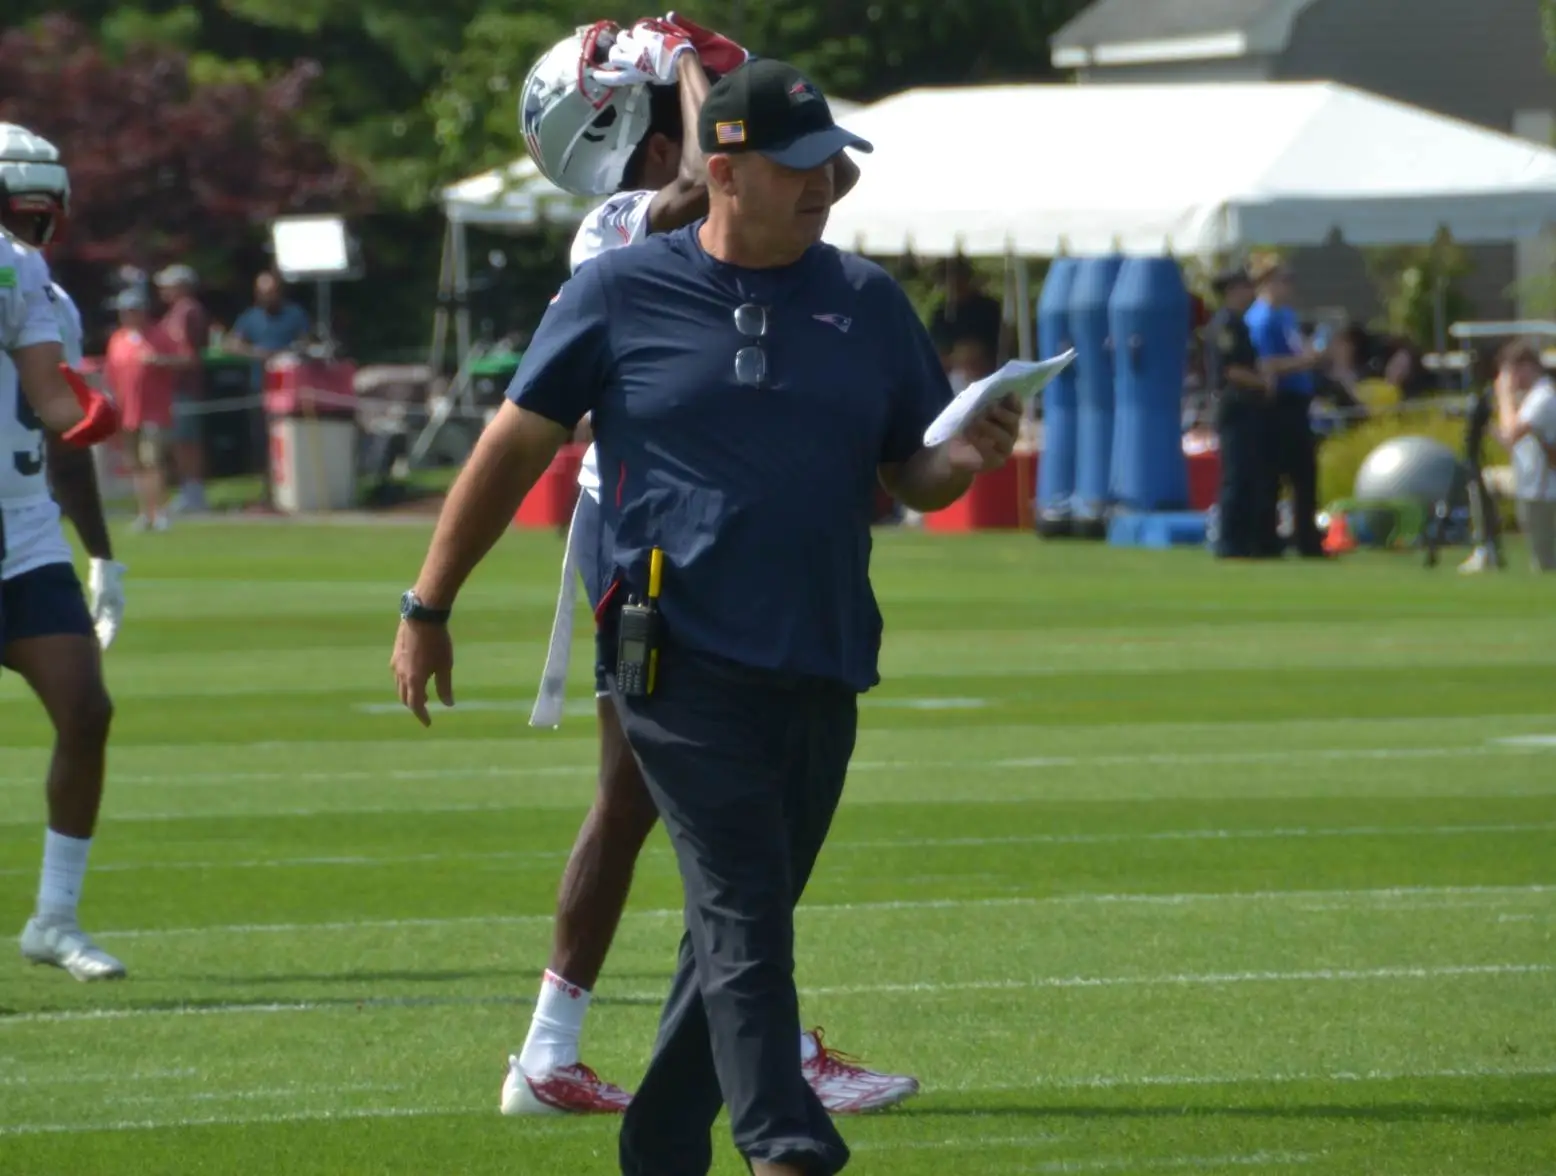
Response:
[714,120,746,145]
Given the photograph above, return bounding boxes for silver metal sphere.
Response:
[1353,436,1467,506]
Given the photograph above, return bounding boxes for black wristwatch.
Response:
[400,589,451,624]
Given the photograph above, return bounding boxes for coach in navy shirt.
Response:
[392,59,1017,1176]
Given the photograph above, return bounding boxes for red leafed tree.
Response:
[0,15,366,280]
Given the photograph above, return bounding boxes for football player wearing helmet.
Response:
[502,19,915,1119]
[1,122,127,983]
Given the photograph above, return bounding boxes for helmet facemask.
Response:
[0,123,70,247]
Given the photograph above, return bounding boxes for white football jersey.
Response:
[52,280,84,368]
[570,190,653,500]
[0,231,59,356]
[0,240,66,502]
[0,239,73,578]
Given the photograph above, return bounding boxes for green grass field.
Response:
[2,522,1553,1175]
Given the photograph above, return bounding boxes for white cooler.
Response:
[269,417,356,513]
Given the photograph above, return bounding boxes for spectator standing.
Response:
[1204,267,1273,559]
[225,271,311,386]
[103,289,178,531]
[226,271,311,506]
[1493,340,1556,572]
[1245,261,1327,557]
[928,255,1004,389]
[154,264,210,512]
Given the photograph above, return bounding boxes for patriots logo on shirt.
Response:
[600,195,640,243]
[812,313,851,333]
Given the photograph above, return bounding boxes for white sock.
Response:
[36,830,91,922]
[518,970,591,1075]
[800,1029,819,1062]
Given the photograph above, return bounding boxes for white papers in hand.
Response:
[922,350,1078,448]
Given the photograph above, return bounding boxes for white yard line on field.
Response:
[853,1133,1069,1153]
[108,1082,400,1108]
[350,696,993,716]
[0,1104,482,1137]
[1,820,1549,879]
[3,1065,1553,1138]
[1,737,1553,804]
[0,1067,197,1088]
[77,883,1556,943]
[782,963,1554,1001]
[7,961,1548,1027]
[953,1062,1556,1094]
[1029,1153,1319,1174]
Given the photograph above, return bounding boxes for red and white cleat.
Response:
[801,1028,921,1113]
[500,1056,633,1115]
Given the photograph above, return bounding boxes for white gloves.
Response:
[88,558,127,650]
[595,19,694,88]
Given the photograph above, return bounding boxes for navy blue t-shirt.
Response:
[507,223,951,691]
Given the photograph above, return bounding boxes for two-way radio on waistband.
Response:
[614,547,664,697]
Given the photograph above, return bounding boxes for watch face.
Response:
[400,590,416,619]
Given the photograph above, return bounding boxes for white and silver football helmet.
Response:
[520,22,654,198]
[0,123,69,245]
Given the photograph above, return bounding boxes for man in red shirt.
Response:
[154,264,209,512]
[105,289,178,530]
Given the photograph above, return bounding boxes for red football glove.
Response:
[662,12,749,75]
[59,366,121,448]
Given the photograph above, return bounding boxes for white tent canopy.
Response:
[440,97,867,232]
[430,98,867,375]
[441,156,597,231]
[822,81,1556,258]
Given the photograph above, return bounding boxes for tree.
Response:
[1364,234,1473,351]
[422,0,1094,187]
[0,14,366,286]
[426,6,579,183]
[718,0,1094,100]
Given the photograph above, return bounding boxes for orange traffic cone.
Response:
[1323,511,1357,555]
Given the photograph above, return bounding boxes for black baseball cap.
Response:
[697,59,873,170]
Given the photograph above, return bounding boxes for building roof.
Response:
[1051,0,1319,68]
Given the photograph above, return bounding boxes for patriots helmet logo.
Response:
[520,74,550,162]
[812,313,852,333]
[787,78,820,105]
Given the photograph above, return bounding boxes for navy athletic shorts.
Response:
[0,562,94,652]
[573,491,614,695]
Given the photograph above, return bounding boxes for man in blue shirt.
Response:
[225,271,310,390]
[1244,261,1326,557]
[391,58,1018,1176]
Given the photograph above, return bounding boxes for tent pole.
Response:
[1014,255,1033,360]
[428,220,453,374]
[1433,271,1448,368]
[453,222,473,371]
